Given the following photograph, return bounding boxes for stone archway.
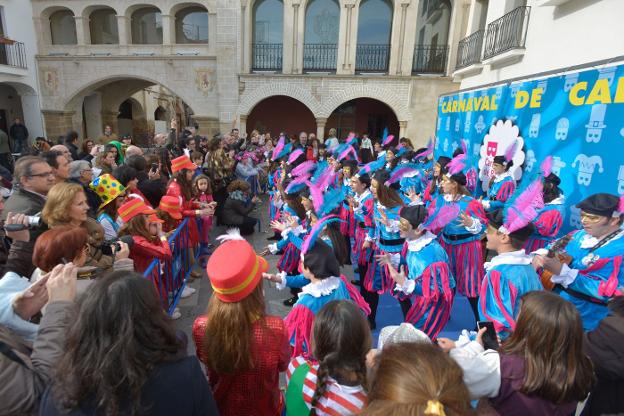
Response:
[325,97,399,141]
[246,95,316,137]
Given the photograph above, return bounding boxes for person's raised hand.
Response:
[259,247,271,257]
[262,272,281,283]
[4,212,30,242]
[270,220,287,233]
[115,241,130,259]
[46,263,77,303]
[475,326,488,347]
[12,274,50,320]
[437,338,456,352]
[459,212,474,228]
[393,265,407,286]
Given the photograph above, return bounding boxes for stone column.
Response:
[291,1,303,74]
[316,117,327,142]
[282,0,295,74]
[193,116,221,137]
[42,110,76,139]
[116,15,129,45]
[239,115,248,136]
[20,93,45,141]
[446,0,470,76]
[394,1,419,76]
[161,14,173,46]
[399,120,408,138]
[74,16,88,46]
[337,1,356,75]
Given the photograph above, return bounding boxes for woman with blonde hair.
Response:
[42,182,89,228]
[362,342,473,416]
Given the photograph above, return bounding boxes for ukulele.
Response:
[539,234,573,290]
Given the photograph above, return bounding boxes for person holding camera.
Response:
[125,154,166,209]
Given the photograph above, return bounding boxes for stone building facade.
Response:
[30,0,471,145]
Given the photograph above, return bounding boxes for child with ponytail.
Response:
[285,300,371,416]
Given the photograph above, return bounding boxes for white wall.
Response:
[459,0,624,89]
[0,0,44,139]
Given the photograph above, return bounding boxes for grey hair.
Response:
[69,160,91,179]
[14,156,47,186]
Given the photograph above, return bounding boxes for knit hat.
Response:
[117,198,155,223]
[207,230,269,302]
[171,155,197,173]
[159,195,183,220]
[89,174,126,209]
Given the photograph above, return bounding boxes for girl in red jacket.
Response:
[117,199,172,275]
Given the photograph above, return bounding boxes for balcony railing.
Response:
[483,6,531,60]
[252,43,283,71]
[0,40,27,69]
[455,30,484,70]
[412,45,448,74]
[303,44,337,72]
[355,44,390,72]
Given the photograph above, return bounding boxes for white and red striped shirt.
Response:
[286,356,367,415]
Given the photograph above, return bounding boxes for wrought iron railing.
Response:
[252,43,283,71]
[0,41,27,69]
[412,45,448,73]
[455,30,484,70]
[483,6,531,60]
[355,44,390,72]
[303,43,337,71]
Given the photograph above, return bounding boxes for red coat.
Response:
[130,236,173,274]
[193,315,291,416]
[166,180,200,245]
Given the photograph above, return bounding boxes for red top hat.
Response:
[171,155,197,173]
[159,195,183,220]
[207,230,268,303]
[118,198,155,223]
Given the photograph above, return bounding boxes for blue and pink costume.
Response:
[283,276,370,357]
[547,229,624,331]
[351,190,374,280]
[523,197,564,252]
[339,178,356,238]
[479,250,544,339]
[269,204,307,274]
[393,232,455,339]
[482,173,516,212]
[435,195,487,298]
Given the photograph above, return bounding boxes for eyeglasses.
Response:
[28,171,55,178]
[580,212,604,224]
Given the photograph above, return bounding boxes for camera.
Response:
[3,215,42,232]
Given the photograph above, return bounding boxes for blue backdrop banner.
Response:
[435,63,624,233]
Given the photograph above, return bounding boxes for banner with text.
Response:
[436,62,624,232]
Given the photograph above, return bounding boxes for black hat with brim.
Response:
[576,193,621,218]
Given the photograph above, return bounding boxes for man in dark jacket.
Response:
[582,296,624,416]
[9,118,28,155]
[124,155,166,208]
[221,179,258,235]
[64,131,81,161]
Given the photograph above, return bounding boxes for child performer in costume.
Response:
[533,193,624,331]
[285,300,371,416]
[348,173,375,284]
[364,170,411,329]
[379,205,455,339]
[423,156,451,204]
[264,239,369,357]
[435,154,488,325]
[193,230,291,416]
[481,144,517,212]
[339,160,357,246]
[480,209,544,339]
[524,172,564,252]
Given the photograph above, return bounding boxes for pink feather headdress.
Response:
[383,134,395,147]
[446,153,467,176]
[500,178,544,234]
[271,135,285,161]
[540,155,553,178]
[504,140,518,164]
[287,149,304,165]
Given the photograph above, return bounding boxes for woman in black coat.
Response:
[221,179,259,236]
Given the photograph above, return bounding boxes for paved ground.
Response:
[174,193,473,356]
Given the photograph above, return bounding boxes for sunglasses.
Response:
[580,212,605,224]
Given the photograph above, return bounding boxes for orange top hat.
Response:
[118,198,155,223]
[207,230,268,303]
[159,195,183,220]
[171,155,197,173]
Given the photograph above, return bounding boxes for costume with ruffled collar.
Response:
[482,172,516,212]
[523,195,565,252]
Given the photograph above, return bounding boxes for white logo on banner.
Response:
[569,206,582,229]
[451,141,459,153]
[598,67,616,86]
[525,149,537,172]
[437,117,441,131]
[555,118,570,141]
[618,165,624,195]
[564,73,579,92]
[445,117,451,131]
[572,154,604,186]
[537,80,548,95]
[455,119,461,132]
[529,114,541,138]
[478,120,526,191]
[585,104,607,143]
[464,112,472,133]
[443,138,449,152]
[510,84,520,98]
[472,143,480,157]
[552,156,567,176]
[475,115,486,134]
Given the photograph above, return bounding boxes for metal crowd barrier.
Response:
[143,217,198,315]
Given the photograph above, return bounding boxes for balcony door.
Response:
[355,0,393,72]
[303,0,339,72]
[252,0,284,71]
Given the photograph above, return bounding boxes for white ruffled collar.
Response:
[484,249,532,272]
[300,276,341,298]
[356,189,371,204]
[580,230,624,249]
[546,195,565,205]
[492,171,512,183]
[407,231,437,252]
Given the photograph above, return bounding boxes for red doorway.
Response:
[326,98,399,141]
[246,96,316,137]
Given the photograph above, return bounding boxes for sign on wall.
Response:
[435,62,624,232]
